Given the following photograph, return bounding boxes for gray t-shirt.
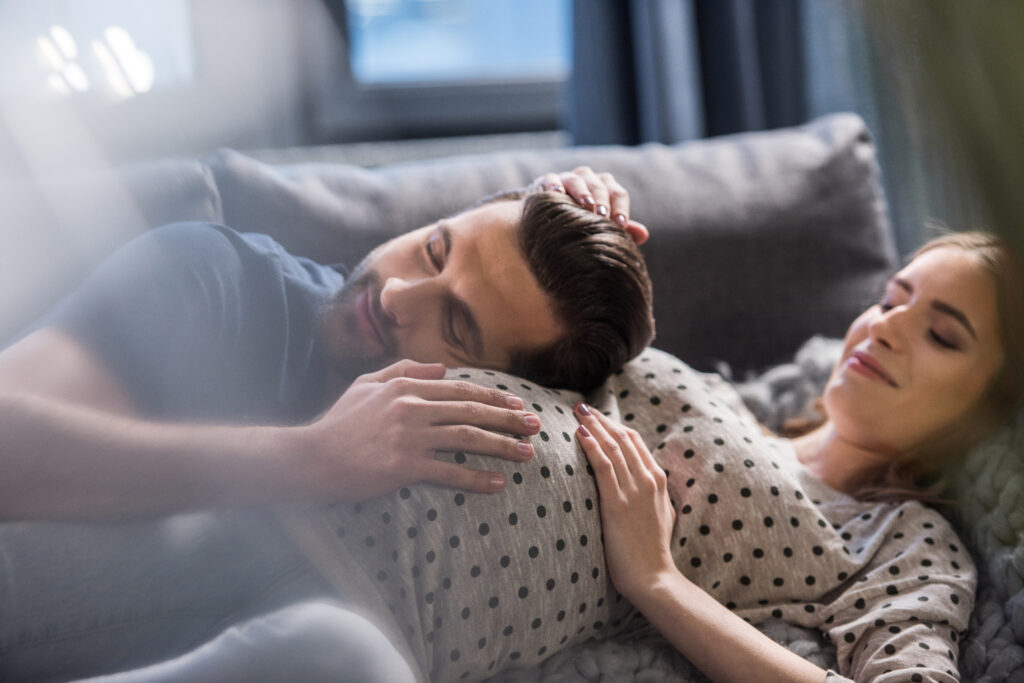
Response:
[41,222,345,423]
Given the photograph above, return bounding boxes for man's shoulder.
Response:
[133,223,338,287]
[144,222,278,261]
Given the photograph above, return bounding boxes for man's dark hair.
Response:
[506,191,655,392]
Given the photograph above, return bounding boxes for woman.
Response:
[573,231,1024,682]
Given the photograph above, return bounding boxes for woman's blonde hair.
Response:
[813,230,1024,503]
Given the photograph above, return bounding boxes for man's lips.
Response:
[846,350,898,387]
[356,288,386,350]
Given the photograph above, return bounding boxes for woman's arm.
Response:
[573,402,826,683]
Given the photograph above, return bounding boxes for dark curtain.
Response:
[568,0,807,145]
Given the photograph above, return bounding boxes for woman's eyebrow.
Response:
[893,277,977,339]
[933,300,977,339]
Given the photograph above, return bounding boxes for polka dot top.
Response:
[277,348,975,683]
[598,349,976,683]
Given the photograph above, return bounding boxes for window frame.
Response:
[308,0,568,142]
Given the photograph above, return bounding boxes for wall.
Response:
[0,0,317,182]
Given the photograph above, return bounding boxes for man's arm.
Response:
[0,329,539,521]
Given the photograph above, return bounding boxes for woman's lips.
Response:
[847,350,898,387]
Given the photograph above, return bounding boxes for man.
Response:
[0,170,653,680]
[0,169,652,520]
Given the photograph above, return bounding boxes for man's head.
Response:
[318,191,654,392]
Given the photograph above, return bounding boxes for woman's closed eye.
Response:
[929,329,959,351]
[879,299,960,351]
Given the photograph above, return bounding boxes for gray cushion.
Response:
[205,113,897,373]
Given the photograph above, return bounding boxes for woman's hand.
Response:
[530,167,650,245]
[574,403,828,683]
[574,402,677,598]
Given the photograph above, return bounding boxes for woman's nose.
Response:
[869,307,907,351]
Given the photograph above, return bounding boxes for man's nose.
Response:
[379,276,434,327]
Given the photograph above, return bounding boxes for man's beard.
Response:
[315,257,398,382]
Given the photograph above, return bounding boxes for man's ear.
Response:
[625,222,649,246]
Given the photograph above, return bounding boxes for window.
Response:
[346,0,570,85]
[0,0,193,101]
[312,0,573,142]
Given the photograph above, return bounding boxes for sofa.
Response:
[3,113,1021,681]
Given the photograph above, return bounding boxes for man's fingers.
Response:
[393,377,528,412]
[360,359,446,384]
[427,424,535,462]
[402,362,448,381]
[417,459,507,494]
[423,400,541,437]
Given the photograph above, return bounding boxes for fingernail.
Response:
[523,414,541,430]
[577,424,591,438]
[505,395,524,410]
[582,195,595,208]
[489,474,506,491]
[551,184,565,193]
[575,402,591,416]
[613,213,628,227]
[596,204,609,216]
[517,441,534,459]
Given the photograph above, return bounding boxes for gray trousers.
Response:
[0,509,414,682]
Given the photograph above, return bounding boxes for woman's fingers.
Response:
[595,171,630,228]
[530,172,565,193]
[556,170,597,212]
[624,220,650,245]
[576,403,666,487]
[574,402,631,486]
[626,427,664,482]
[532,168,649,245]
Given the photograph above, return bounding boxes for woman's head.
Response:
[823,230,1024,495]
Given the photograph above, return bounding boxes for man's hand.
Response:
[292,360,541,502]
[530,166,650,245]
